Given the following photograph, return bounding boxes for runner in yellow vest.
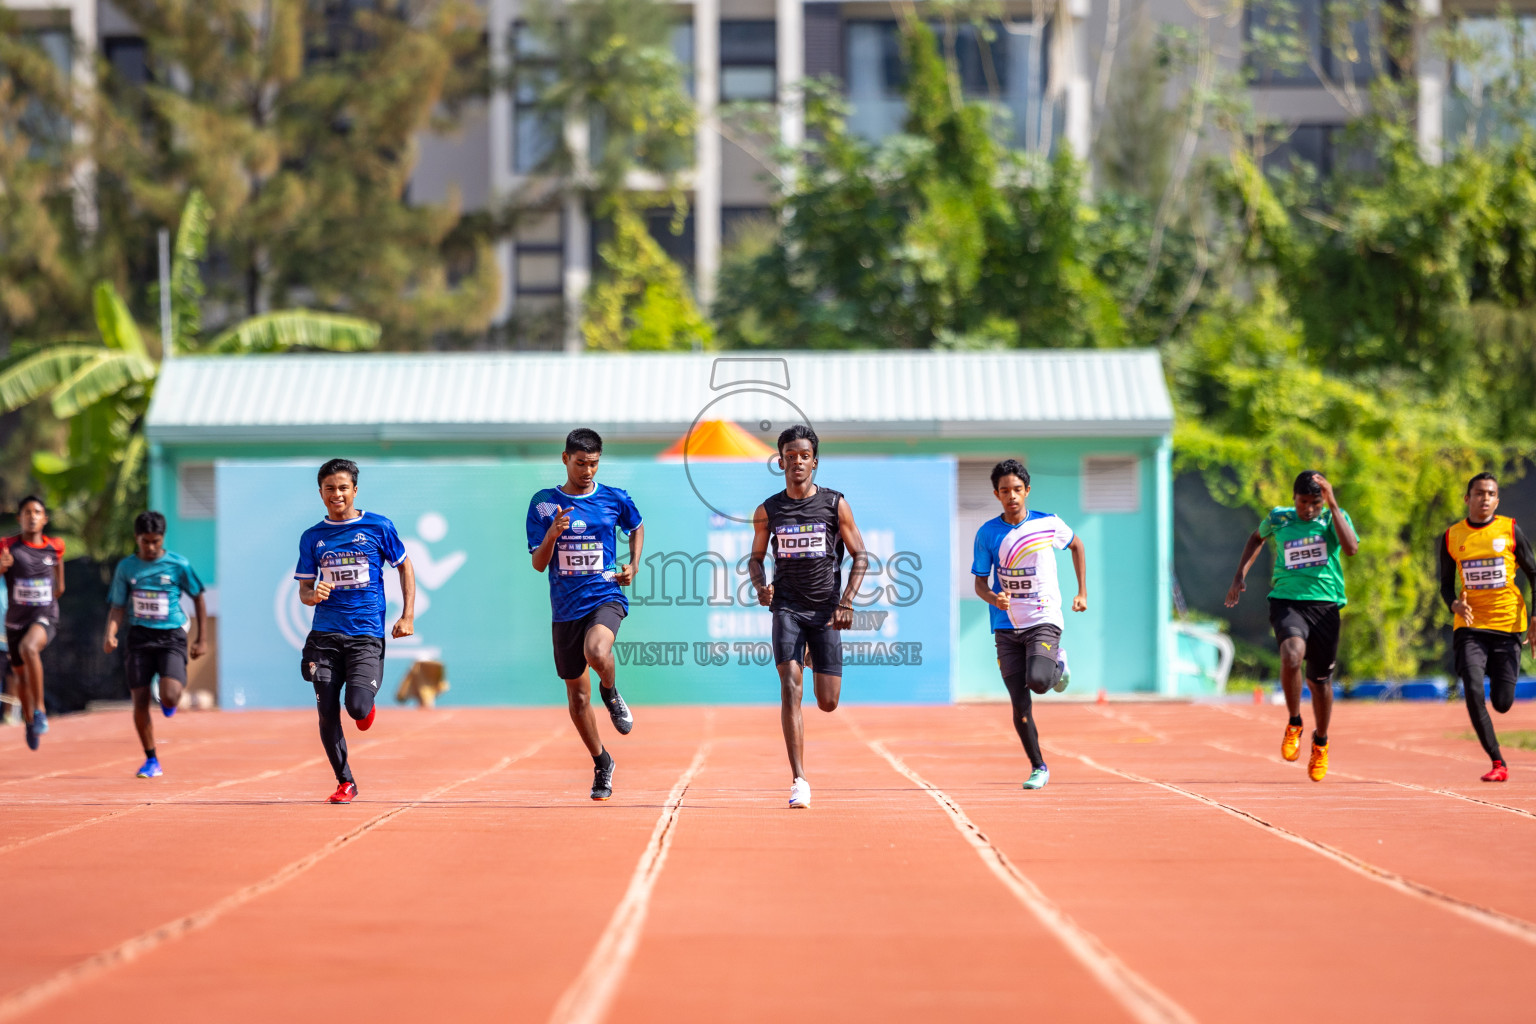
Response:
[1438,472,1536,783]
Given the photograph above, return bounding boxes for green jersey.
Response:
[1257,506,1354,605]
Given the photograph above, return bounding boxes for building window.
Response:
[721,21,776,102]
[13,28,73,157]
[673,22,695,97]
[1245,0,1376,87]
[844,21,1045,147]
[178,464,216,520]
[1081,457,1140,514]
[1260,122,1372,177]
[512,24,559,174]
[1446,15,1536,146]
[514,209,564,311]
[722,206,773,245]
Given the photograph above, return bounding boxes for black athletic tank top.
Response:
[763,487,845,609]
[2,535,64,630]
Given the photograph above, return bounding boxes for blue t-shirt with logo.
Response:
[293,512,407,639]
[972,510,1077,631]
[525,484,642,622]
[108,552,204,630]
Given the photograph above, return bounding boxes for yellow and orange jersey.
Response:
[1441,516,1533,633]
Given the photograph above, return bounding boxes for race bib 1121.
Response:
[319,555,371,590]
[131,589,171,621]
[557,539,606,575]
[1462,557,1508,591]
[1282,537,1329,570]
[775,523,830,559]
[13,576,51,606]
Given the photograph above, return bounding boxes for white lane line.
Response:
[1050,743,1536,948]
[1202,739,1536,823]
[547,741,711,1024]
[859,733,1197,1024]
[0,727,559,1022]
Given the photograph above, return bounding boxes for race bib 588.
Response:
[319,555,371,589]
[1282,537,1328,570]
[131,589,171,621]
[557,539,605,575]
[1462,557,1508,591]
[14,576,52,606]
[775,523,830,558]
[997,566,1037,594]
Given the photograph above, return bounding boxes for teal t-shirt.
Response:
[1257,506,1354,605]
[108,552,204,630]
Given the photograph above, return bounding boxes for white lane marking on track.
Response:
[1050,743,1536,948]
[547,736,712,1024]
[0,726,560,1022]
[1207,703,1536,769]
[1203,738,1536,823]
[1091,707,1170,742]
[0,714,456,855]
[857,731,1198,1024]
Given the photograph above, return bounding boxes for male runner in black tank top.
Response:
[749,425,868,809]
[0,496,65,751]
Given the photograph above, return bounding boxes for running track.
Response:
[1,701,1532,1023]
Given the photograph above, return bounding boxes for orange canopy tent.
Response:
[658,419,776,461]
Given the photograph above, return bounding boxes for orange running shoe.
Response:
[327,781,357,804]
[1281,723,1304,762]
[1482,760,1508,783]
[1307,742,1329,782]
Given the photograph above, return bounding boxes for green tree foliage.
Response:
[0,192,379,557]
[582,204,711,350]
[103,0,497,345]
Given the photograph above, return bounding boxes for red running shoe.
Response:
[357,706,376,732]
[1482,760,1508,783]
[327,781,358,804]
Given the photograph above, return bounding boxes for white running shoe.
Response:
[1053,646,1071,692]
[788,777,811,809]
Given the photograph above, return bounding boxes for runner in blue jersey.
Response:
[972,460,1087,791]
[103,511,207,779]
[295,459,416,805]
[526,428,644,801]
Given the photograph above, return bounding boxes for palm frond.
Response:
[49,351,158,419]
[93,282,150,359]
[205,311,382,353]
[111,432,149,514]
[171,190,211,349]
[0,345,104,412]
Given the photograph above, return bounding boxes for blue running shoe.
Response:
[161,702,176,718]
[24,720,38,751]
[136,757,162,779]
[1022,765,1050,790]
[33,710,48,735]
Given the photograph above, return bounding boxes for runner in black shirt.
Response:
[749,425,868,809]
[0,496,65,750]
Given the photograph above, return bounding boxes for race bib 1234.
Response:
[13,576,51,606]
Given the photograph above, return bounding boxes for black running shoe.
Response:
[600,686,634,735]
[592,756,615,801]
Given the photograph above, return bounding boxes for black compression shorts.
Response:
[125,626,188,690]
[300,631,386,694]
[551,601,626,681]
[6,619,56,666]
[1268,599,1341,682]
[994,624,1062,679]
[771,604,843,677]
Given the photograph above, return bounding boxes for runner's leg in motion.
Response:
[1278,636,1306,723]
[131,685,156,754]
[1001,671,1045,769]
[565,672,604,758]
[1307,670,1333,743]
[585,623,618,690]
[1024,654,1059,696]
[812,671,841,713]
[1457,634,1502,762]
[306,648,353,784]
[779,659,806,780]
[17,623,47,721]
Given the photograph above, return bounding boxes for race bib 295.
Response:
[1282,537,1328,570]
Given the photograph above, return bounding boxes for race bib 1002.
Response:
[13,576,51,606]
[319,555,371,590]
[1282,537,1329,570]
[775,523,830,559]
[131,589,171,621]
[997,566,1038,594]
[557,539,605,575]
[1462,557,1508,591]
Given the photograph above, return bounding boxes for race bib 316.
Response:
[131,589,171,621]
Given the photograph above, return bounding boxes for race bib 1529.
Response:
[319,555,371,589]
[1282,537,1329,570]
[1462,557,1508,591]
[775,523,830,559]
[557,539,605,575]
[131,589,171,621]
[14,576,51,606]
[997,566,1037,594]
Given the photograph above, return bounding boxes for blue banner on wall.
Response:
[215,458,954,708]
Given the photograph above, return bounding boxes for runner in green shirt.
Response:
[1225,471,1359,782]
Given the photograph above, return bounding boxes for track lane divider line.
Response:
[547,738,712,1024]
[1049,743,1536,948]
[857,731,1198,1024]
[0,726,560,1022]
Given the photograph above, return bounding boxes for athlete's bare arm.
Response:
[974,574,1009,611]
[53,552,64,599]
[834,498,868,630]
[748,505,773,607]
[1067,534,1088,612]
[614,524,644,586]
[531,506,573,574]
[0,543,11,573]
[299,579,333,605]
[190,592,208,659]
[102,605,125,653]
[1224,531,1266,607]
[392,557,415,638]
[1313,475,1359,555]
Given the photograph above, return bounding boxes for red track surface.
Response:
[2,700,1534,1023]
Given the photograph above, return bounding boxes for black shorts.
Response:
[1268,599,1341,681]
[995,624,1062,679]
[551,601,626,681]
[125,626,188,690]
[771,604,844,677]
[1454,628,1522,693]
[6,618,56,666]
[300,631,386,694]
